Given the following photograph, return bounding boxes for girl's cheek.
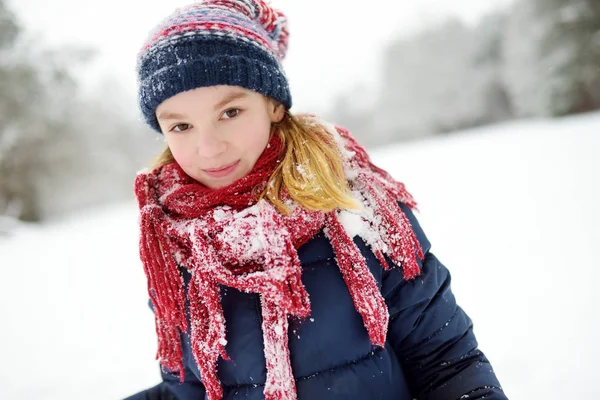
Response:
[172,147,192,165]
[166,141,188,164]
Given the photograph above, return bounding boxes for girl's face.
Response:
[156,85,284,189]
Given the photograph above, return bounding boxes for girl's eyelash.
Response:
[223,108,242,119]
[170,123,190,132]
[168,108,241,132]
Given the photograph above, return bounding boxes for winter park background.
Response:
[1,0,599,399]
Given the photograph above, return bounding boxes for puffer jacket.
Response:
[125,203,506,400]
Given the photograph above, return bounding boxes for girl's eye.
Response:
[222,108,240,119]
[171,123,190,132]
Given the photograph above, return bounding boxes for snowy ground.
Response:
[1,112,599,399]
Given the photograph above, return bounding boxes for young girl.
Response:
[126,1,507,399]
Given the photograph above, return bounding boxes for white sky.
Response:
[9,0,512,112]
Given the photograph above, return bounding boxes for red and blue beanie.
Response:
[136,0,292,133]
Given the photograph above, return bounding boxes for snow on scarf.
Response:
[134,119,424,400]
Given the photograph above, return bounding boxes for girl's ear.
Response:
[269,100,285,123]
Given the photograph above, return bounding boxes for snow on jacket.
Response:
[127,203,506,400]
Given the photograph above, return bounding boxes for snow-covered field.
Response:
[1,112,599,399]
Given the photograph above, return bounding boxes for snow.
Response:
[1,112,599,399]
[337,209,365,239]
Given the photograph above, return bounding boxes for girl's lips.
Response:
[203,160,240,178]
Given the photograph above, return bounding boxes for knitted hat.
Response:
[136,0,292,133]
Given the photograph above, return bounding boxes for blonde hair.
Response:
[151,110,360,214]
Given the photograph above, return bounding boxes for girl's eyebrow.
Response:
[157,111,187,121]
[157,92,248,121]
[214,92,248,110]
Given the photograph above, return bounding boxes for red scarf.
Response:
[134,121,423,400]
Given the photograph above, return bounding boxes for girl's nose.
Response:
[196,132,227,158]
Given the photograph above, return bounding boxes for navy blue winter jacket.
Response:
[126,204,506,400]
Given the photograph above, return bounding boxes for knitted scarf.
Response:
[134,121,424,400]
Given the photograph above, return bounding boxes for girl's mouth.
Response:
[203,160,240,178]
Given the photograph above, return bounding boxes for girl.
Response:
[126,1,507,399]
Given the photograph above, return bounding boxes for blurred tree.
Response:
[0,3,91,221]
[502,0,541,117]
[504,0,600,117]
[0,0,17,49]
[346,19,479,143]
[0,0,159,222]
[329,12,513,146]
[325,83,379,147]
[535,0,600,116]
[0,0,42,221]
[469,12,513,125]
[49,77,163,217]
[377,19,476,140]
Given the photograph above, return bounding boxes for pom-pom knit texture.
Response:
[135,120,424,400]
[136,0,292,133]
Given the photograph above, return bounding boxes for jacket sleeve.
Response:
[382,203,507,400]
[147,299,207,400]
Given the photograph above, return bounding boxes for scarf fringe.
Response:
[324,212,389,346]
[358,172,423,280]
[262,300,298,400]
[138,198,188,377]
[188,273,227,400]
